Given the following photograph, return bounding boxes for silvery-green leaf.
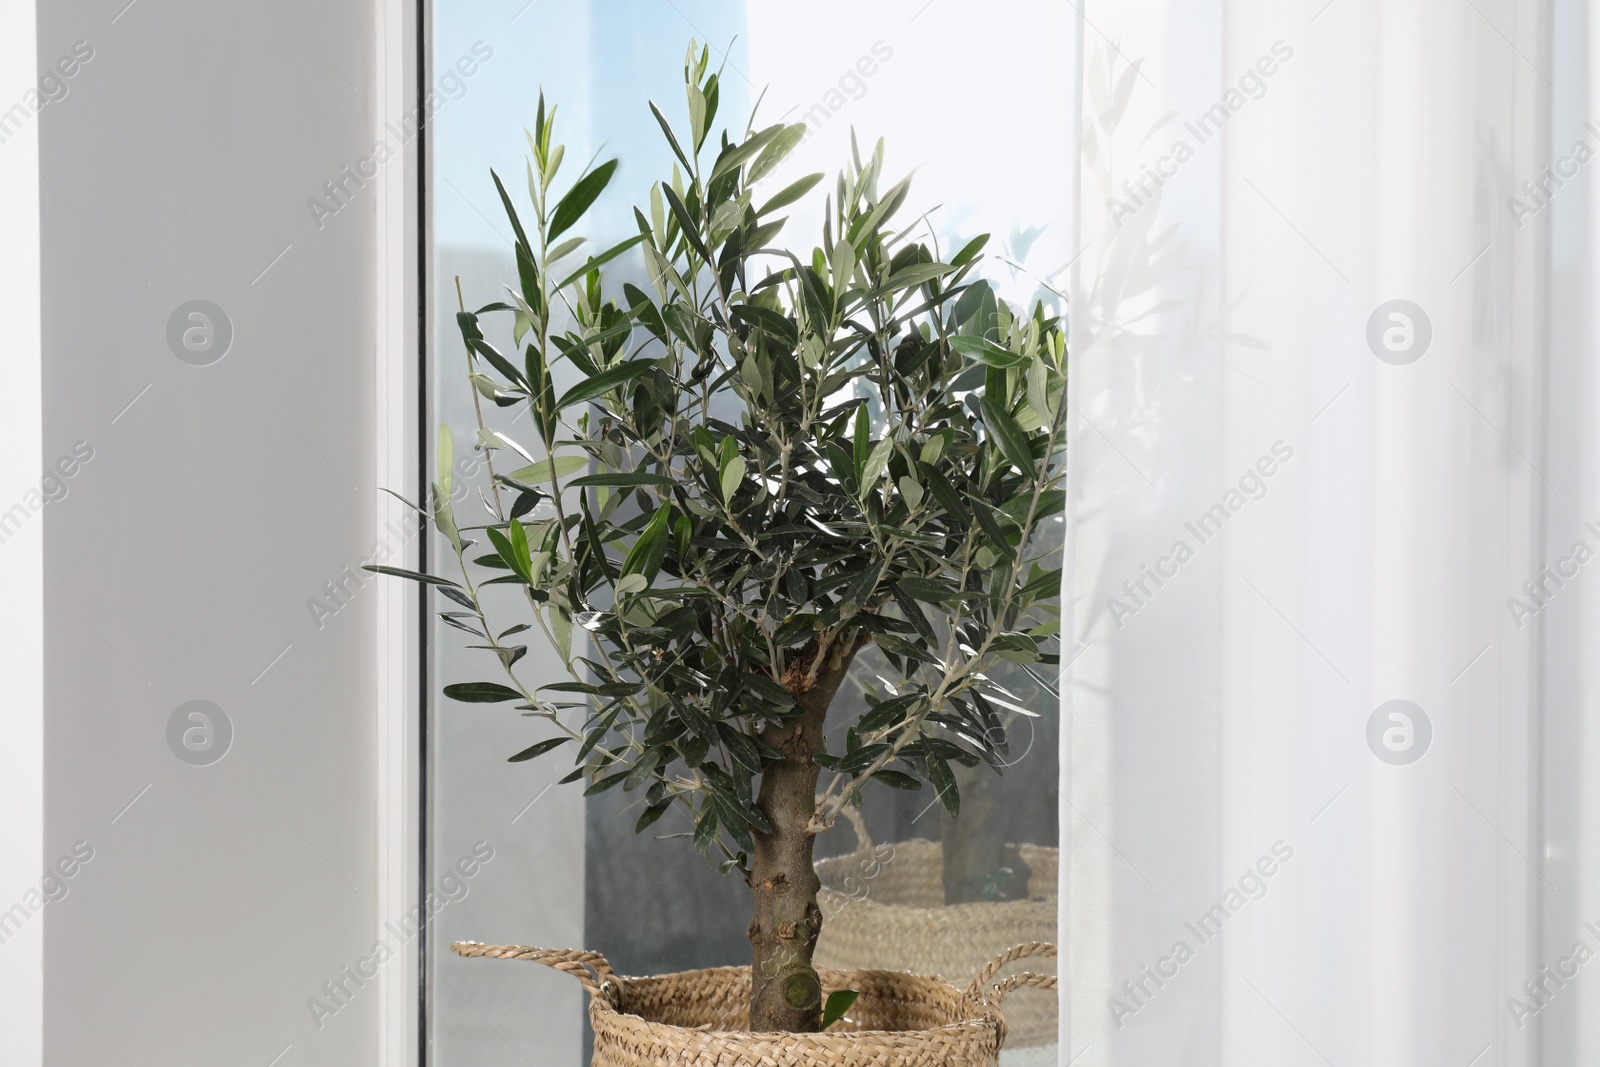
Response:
[1015,404,1048,432]
[432,482,460,552]
[547,236,585,263]
[801,336,826,368]
[830,238,855,290]
[546,604,572,663]
[437,425,454,499]
[1028,354,1055,421]
[720,455,746,502]
[506,453,589,485]
[898,475,924,511]
[650,183,665,243]
[710,200,742,236]
[746,123,805,184]
[687,83,707,148]
[859,439,894,496]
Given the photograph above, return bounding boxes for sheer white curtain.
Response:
[1066,0,1599,1063]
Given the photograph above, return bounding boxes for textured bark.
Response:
[747,639,861,1032]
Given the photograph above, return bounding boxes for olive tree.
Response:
[376,44,1065,1032]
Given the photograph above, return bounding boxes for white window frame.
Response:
[0,0,45,1059]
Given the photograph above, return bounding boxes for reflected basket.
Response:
[451,941,1054,1067]
[813,809,1058,1048]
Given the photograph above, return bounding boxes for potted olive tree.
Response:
[377,44,1064,1048]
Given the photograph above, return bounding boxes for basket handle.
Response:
[964,942,1058,1009]
[452,943,617,999]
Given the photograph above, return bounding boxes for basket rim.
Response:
[588,962,1003,1042]
[450,940,1055,1051]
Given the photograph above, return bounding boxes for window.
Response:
[424,3,1071,1062]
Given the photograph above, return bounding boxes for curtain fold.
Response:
[1066,1,1596,1063]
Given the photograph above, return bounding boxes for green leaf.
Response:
[980,393,1037,474]
[437,424,454,499]
[950,335,1029,369]
[743,672,796,708]
[756,172,823,217]
[509,517,533,568]
[636,802,672,833]
[469,338,529,391]
[871,769,922,790]
[556,360,654,410]
[990,633,1041,663]
[621,504,673,577]
[852,406,870,482]
[709,123,786,185]
[834,743,890,774]
[1000,489,1065,524]
[870,261,957,299]
[1027,354,1056,423]
[850,175,911,245]
[432,482,461,553]
[362,565,460,587]
[687,82,708,150]
[921,466,968,520]
[506,453,590,485]
[549,159,618,240]
[858,439,894,497]
[950,233,990,267]
[693,806,719,852]
[830,238,856,290]
[746,123,806,184]
[555,233,649,289]
[717,723,765,775]
[584,770,630,796]
[508,737,568,762]
[650,100,693,173]
[662,184,713,268]
[968,495,1017,559]
[546,236,585,264]
[897,475,924,511]
[729,304,799,350]
[821,989,859,1031]
[569,470,676,488]
[859,694,921,735]
[896,575,958,604]
[490,169,531,252]
[927,752,959,817]
[443,682,523,703]
[720,454,747,502]
[485,527,532,584]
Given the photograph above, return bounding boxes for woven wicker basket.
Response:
[813,809,1058,1048]
[452,940,1054,1067]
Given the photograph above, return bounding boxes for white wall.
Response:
[34,2,413,1065]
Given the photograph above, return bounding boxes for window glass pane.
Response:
[427,5,1070,1062]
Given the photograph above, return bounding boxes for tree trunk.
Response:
[941,761,1011,903]
[747,643,859,1032]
